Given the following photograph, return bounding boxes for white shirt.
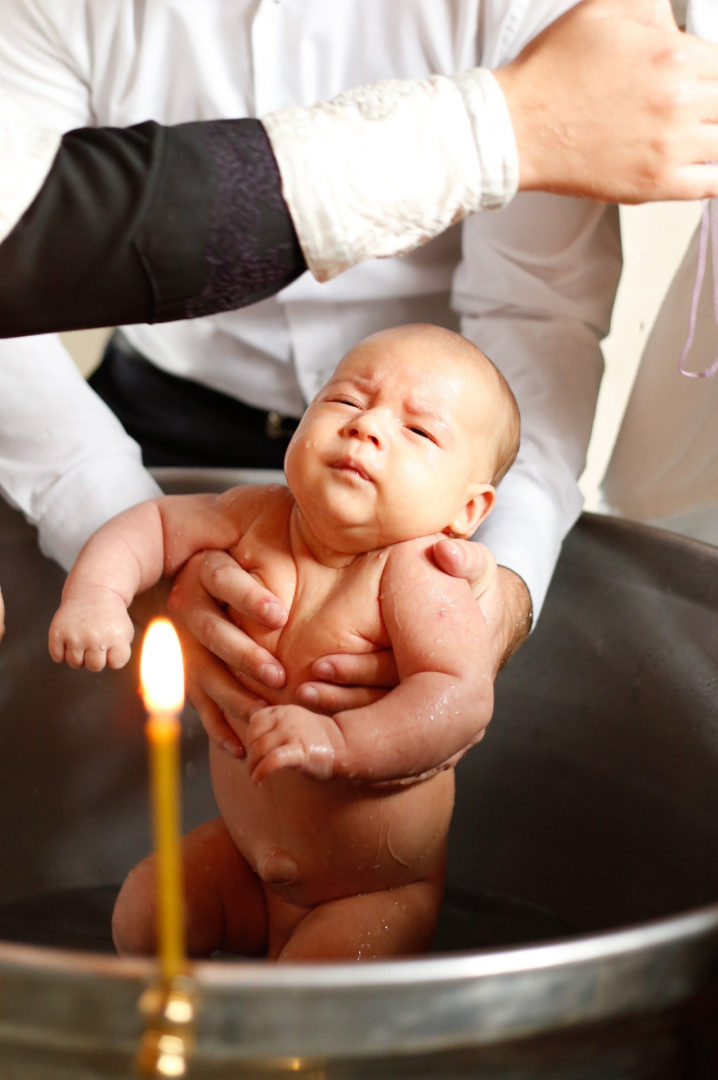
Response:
[0,0,622,616]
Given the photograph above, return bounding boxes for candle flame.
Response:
[141,619,185,714]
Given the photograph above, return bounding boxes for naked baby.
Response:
[50,324,519,962]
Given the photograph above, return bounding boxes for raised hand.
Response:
[496,0,718,202]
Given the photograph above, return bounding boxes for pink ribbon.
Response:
[679,198,718,379]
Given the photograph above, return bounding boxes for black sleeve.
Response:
[0,118,306,338]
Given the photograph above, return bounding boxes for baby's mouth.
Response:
[330,457,373,483]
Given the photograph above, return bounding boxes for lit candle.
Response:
[137,618,195,1080]
[140,618,186,980]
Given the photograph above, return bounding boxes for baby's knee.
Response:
[112,857,158,956]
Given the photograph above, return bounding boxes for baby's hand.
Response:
[49,590,134,672]
[246,704,345,784]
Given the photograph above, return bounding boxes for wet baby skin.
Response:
[50,324,520,961]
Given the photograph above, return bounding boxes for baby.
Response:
[50,324,519,962]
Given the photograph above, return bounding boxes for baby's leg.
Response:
[274,878,444,962]
[113,818,268,958]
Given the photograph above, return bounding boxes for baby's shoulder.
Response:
[215,483,294,531]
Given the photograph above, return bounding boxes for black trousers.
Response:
[89,338,300,469]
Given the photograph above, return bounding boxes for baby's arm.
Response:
[247,539,493,783]
[49,490,251,671]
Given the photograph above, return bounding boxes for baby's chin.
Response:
[291,472,444,552]
[301,504,441,555]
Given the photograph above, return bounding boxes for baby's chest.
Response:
[287,568,389,661]
[232,542,389,679]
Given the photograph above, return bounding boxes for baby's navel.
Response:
[257,850,299,885]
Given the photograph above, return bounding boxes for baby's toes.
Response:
[84,645,108,673]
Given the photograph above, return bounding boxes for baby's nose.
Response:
[344,408,391,448]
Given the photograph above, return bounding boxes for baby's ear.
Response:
[445,486,495,539]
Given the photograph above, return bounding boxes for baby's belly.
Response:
[210,745,454,908]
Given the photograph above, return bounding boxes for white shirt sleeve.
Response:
[0,1,162,568]
[453,193,622,619]
[0,97,60,244]
[0,336,162,570]
[0,0,94,131]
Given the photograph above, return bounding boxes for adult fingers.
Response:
[310,649,398,688]
[181,630,267,726]
[296,682,388,714]
[169,556,286,689]
[675,163,718,200]
[432,539,497,600]
[195,550,287,630]
[185,675,246,759]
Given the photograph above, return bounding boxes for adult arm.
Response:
[264,0,718,283]
[0,0,704,692]
[0,116,305,338]
[454,190,621,627]
[2,2,716,336]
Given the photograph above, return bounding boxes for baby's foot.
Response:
[49,589,134,671]
[246,704,346,783]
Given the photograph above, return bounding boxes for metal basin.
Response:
[0,469,717,1078]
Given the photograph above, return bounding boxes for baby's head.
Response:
[285,324,519,553]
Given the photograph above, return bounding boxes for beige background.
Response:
[60,200,704,511]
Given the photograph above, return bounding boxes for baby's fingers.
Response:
[48,628,66,663]
[246,707,280,740]
[249,744,304,784]
[107,641,132,670]
[84,646,109,672]
[64,641,89,670]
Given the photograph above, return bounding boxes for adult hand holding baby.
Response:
[168,520,517,759]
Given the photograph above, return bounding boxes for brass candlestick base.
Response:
[136,975,197,1078]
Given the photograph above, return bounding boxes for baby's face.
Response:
[284,331,498,553]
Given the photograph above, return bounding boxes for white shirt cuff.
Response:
[263,69,518,282]
[475,465,582,623]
